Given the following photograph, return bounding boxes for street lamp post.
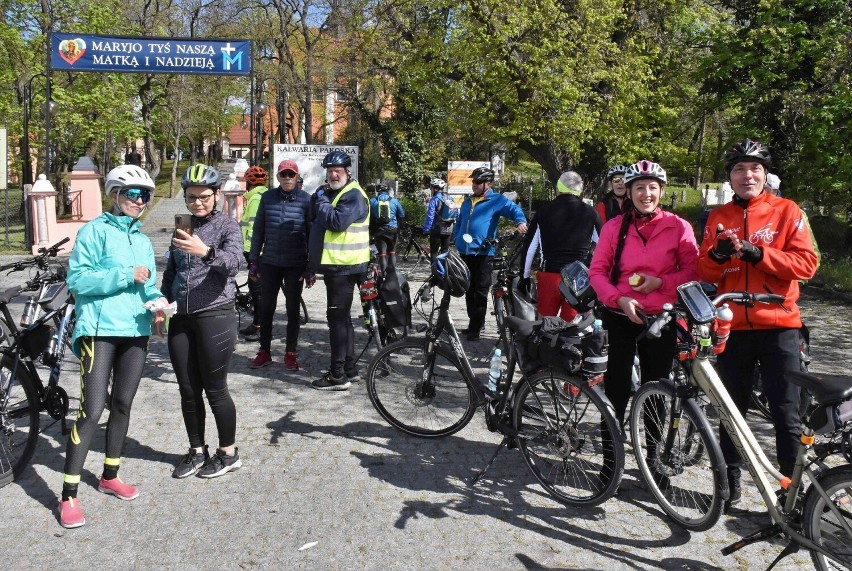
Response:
[21,73,56,246]
[254,101,268,166]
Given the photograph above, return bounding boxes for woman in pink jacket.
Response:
[589,160,699,424]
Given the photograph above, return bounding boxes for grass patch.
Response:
[813,257,852,293]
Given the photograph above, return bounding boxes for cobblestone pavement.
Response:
[0,256,849,570]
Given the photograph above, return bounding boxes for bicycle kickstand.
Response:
[469,437,508,486]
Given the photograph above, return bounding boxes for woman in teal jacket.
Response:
[58,165,166,529]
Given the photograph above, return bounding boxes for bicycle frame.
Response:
[690,358,852,565]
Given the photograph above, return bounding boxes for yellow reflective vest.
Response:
[320,182,370,266]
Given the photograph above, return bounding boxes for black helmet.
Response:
[321,150,352,168]
[724,138,771,173]
[432,251,470,297]
[470,167,495,183]
[606,164,628,180]
[181,163,220,190]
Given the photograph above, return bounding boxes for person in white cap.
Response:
[765,172,782,196]
[520,171,601,320]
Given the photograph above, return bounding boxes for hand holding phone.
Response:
[175,214,192,235]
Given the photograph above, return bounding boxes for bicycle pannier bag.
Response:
[379,268,411,329]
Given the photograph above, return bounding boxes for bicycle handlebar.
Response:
[0,237,70,273]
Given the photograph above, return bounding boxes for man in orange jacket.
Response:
[697,138,818,512]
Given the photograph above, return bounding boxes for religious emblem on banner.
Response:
[59,38,86,65]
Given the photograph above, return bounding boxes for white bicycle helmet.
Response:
[606,164,628,180]
[624,160,667,187]
[429,178,447,191]
[104,165,155,197]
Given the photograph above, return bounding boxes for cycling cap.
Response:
[104,165,155,197]
[765,173,781,191]
[429,178,447,191]
[321,150,352,168]
[724,138,771,173]
[432,251,470,297]
[181,163,220,190]
[244,166,267,186]
[624,160,667,187]
[606,164,628,180]
[470,167,495,183]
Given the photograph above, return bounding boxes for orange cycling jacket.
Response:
[697,192,818,331]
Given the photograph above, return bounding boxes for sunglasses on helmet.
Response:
[120,187,152,203]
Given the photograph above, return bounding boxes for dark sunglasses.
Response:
[121,187,152,203]
[278,170,298,178]
[611,176,624,184]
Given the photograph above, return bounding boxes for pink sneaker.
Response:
[249,349,272,369]
[284,351,299,371]
[59,497,86,528]
[98,476,139,500]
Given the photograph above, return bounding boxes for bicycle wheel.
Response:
[802,464,852,570]
[299,295,309,325]
[630,380,725,531]
[0,357,41,486]
[366,338,477,438]
[513,369,625,507]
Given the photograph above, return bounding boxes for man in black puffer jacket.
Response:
[247,159,314,372]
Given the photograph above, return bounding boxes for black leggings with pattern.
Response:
[63,336,149,477]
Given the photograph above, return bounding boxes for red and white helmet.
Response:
[624,160,667,187]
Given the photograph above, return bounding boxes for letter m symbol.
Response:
[221,43,242,71]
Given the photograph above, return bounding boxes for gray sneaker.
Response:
[311,372,351,391]
[197,448,242,478]
[173,446,209,479]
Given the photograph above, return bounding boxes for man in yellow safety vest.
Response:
[307,150,370,391]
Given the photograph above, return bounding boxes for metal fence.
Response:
[1,186,28,251]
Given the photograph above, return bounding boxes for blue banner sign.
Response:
[50,34,251,75]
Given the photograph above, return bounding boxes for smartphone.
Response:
[174,214,192,235]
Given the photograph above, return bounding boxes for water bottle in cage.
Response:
[20,296,38,327]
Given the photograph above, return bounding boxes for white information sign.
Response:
[447,160,489,196]
[271,144,359,194]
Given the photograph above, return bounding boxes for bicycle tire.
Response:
[802,464,852,570]
[630,380,725,531]
[514,369,624,507]
[0,356,41,486]
[366,338,477,438]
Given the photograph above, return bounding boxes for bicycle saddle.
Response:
[787,370,852,406]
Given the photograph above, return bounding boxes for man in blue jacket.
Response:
[454,166,527,340]
[368,183,405,273]
[247,159,313,372]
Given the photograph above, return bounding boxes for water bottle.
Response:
[486,347,502,393]
[592,319,603,333]
[20,296,38,327]
[712,304,734,355]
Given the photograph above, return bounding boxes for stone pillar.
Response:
[27,174,58,252]
[221,173,244,221]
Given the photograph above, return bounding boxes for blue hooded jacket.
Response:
[453,189,526,256]
[67,212,162,357]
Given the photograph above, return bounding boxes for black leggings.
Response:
[168,305,237,449]
[715,328,802,478]
[373,227,398,272]
[429,232,451,264]
[601,309,676,426]
[460,255,493,331]
[63,336,149,477]
[325,272,364,377]
[258,264,304,352]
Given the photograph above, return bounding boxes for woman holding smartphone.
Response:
[161,164,244,479]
